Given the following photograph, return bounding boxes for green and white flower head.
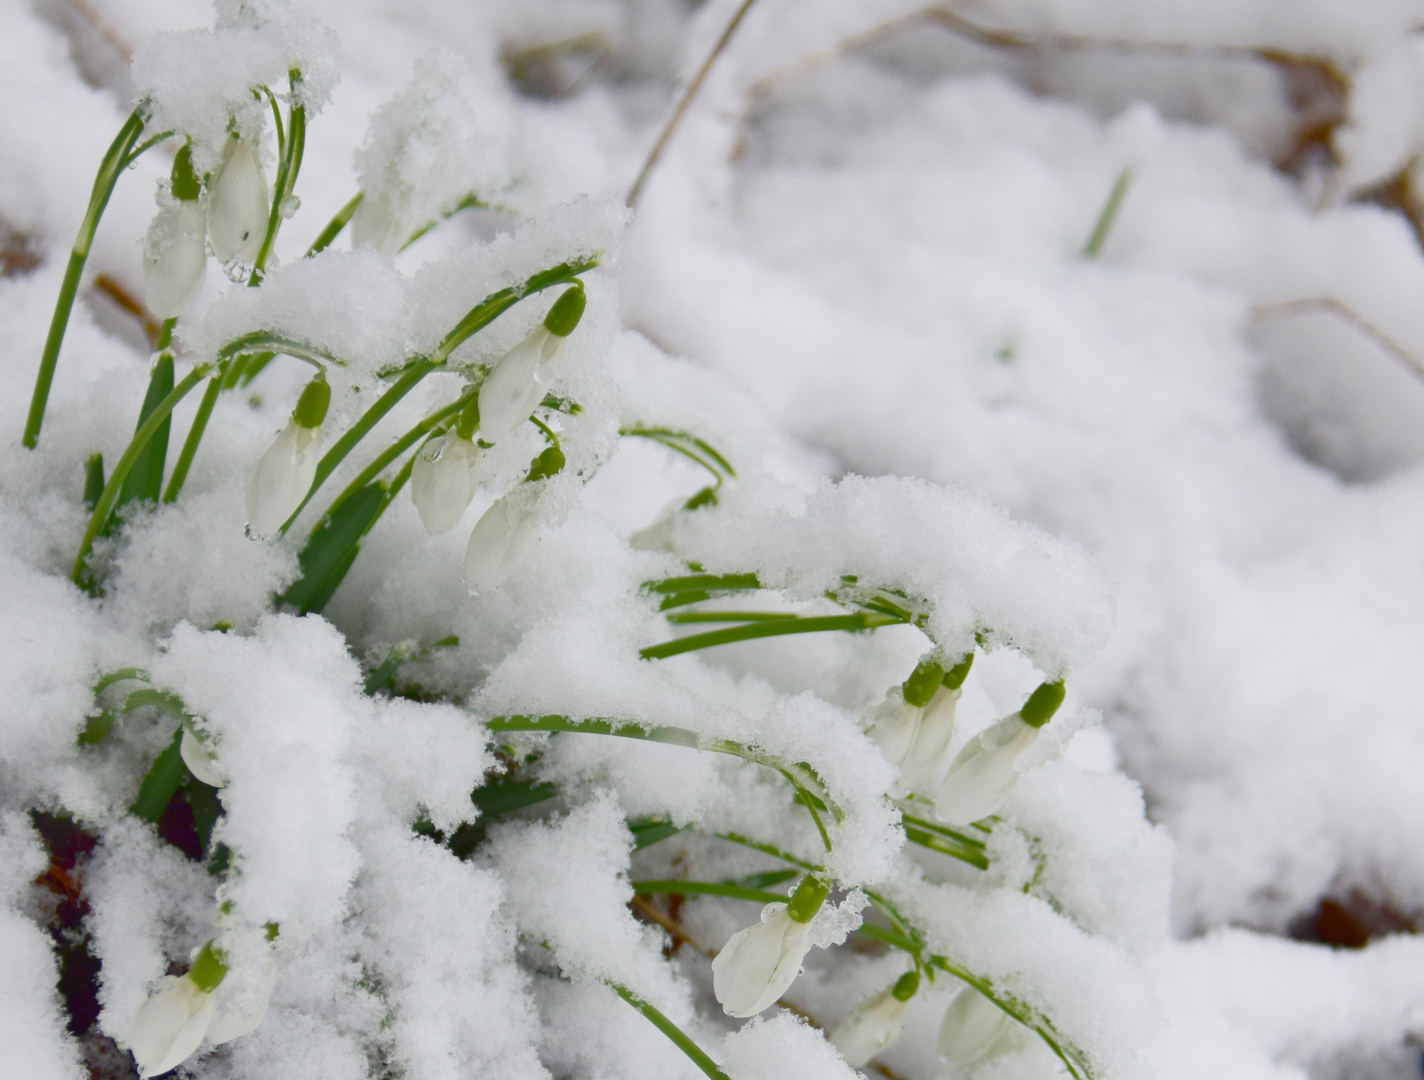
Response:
[938,985,1021,1065]
[933,680,1064,827]
[129,941,271,1078]
[142,145,207,319]
[180,726,224,788]
[207,136,269,268]
[464,488,541,592]
[830,971,919,1067]
[247,373,328,538]
[476,285,585,444]
[711,876,828,1017]
[867,653,973,796]
[411,396,484,535]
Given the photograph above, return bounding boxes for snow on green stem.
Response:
[640,611,906,660]
[482,714,841,822]
[250,74,306,284]
[307,191,362,256]
[24,107,164,449]
[607,982,731,1080]
[72,365,210,585]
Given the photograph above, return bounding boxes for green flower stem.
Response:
[431,257,598,363]
[629,880,791,904]
[900,813,986,852]
[164,373,222,503]
[620,427,736,482]
[251,86,305,284]
[664,610,799,624]
[608,983,731,1080]
[217,332,346,371]
[320,393,469,522]
[647,572,762,595]
[94,667,150,694]
[483,714,839,820]
[1082,167,1134,260]
[307,192,362,256]
[276,359,436,535]
[399,191,490,252]
[641,612,905,660]
[25,107,156,448]
[72,365,209,585]
[901,812,990,870]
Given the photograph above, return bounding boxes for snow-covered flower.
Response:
[476,285,585,443]
[350,188,410,257]
[411,432,483,535]
[938,986,1015,1065]
[207,138,269,266]
[933,681,1064,827]
[829,971,919,1066]
[711,876,828,1017]
[143,199,208,319]
[866,654,972,795]
[464,491,540,591]
[247,374,329,539]
[180,727,224,788]
[129,943,269,1078]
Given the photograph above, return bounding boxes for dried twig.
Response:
[626,0,761,208]
[93,272,162,349]
[1252,296,1424,386]
[58,0,133,63]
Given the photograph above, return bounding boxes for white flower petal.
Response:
[711,905,812,1017]
[933,713,1038,827]
[830,986,911,1067]
[350,188,409,257]
[938,987,1012,1065]
[143,200,207,319]
[130,975,215,1078]
[898,685,961,793]
[411,434,483,535]
[179,728,224,788]
[464,494,540,591]
[208,139,268,266]
[247,421,320,539]
[477,329,560,443]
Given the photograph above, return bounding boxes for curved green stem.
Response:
[630,880,790,904]
[73,365,209,585]
[25,108,156,448]
[608,983,730,1080]
[307,192,362,256]
[641,611,904,659]
[432,258,598,363]
[251,84,305,284]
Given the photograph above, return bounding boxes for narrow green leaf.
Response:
[278,484,387,614]
[117,352,174,508]
[132,728,185,823]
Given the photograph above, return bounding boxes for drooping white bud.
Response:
[180,728,224,788]
[898,685,961,793]
[464,493,540,591]
[350,188,409,257]
[130,974,216,1078]
[932,712,1038,827]
[938,986,1013,1065]
[830,974,918,1067]
[410,433,483,535]
[711,903,813,1018]
[142,199,208,319]
[476,328,565,444]
[246,419,320,539]
[207,138,269,266]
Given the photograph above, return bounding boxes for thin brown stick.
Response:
[626,0,761,208]
[1253,296,1424,385]
[630,895,713,957]
[93,272,162,348]
[58,0,133,63]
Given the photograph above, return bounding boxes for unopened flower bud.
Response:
[933,688,1056,827]
[938,986,1013,1065]
[477,327,566,444]
[350,188,409,257]
[464,493,540,591]
[247,376,328,539]
[711,876,828,1018]
[143,199,208,319]
[180,728,224,788]
[829,972,919,1066]
[543,284,586,337]
[208,138,269,266]
[410,433,483,535]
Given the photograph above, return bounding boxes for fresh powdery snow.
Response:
[3,1,1424,1080]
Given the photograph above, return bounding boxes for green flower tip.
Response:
[188,940,228,992]
[892,971,920,1001]
[171,144,201,202]
[942,652,974,690]
[786,875,830,923]
[902,656,946,707]
[456,393,481,441]
[1020,680,1066,729]
[543,284,586,337]
[293,374,330,429]
[526,445,565,482]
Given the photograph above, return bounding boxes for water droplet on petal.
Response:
[223,256,250,283]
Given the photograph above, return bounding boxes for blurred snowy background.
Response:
[7,0,1424,1078]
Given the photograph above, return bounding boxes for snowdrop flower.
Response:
[247,374,329,539]
[207,137,269,266]
[411,432,483,534]
[938,986,1015,1065]
[464,491,541,591]
[830,971,919,1067]
[933,681,1064,827]
[180,727,224,788]
[129,942,269,1078]
[866,654,972,795]
[711,876,828,1017]
[350,188,410,257]
[477,285,585,443]
[143,144,207,319]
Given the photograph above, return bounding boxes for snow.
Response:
[4,1,1424,1079]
